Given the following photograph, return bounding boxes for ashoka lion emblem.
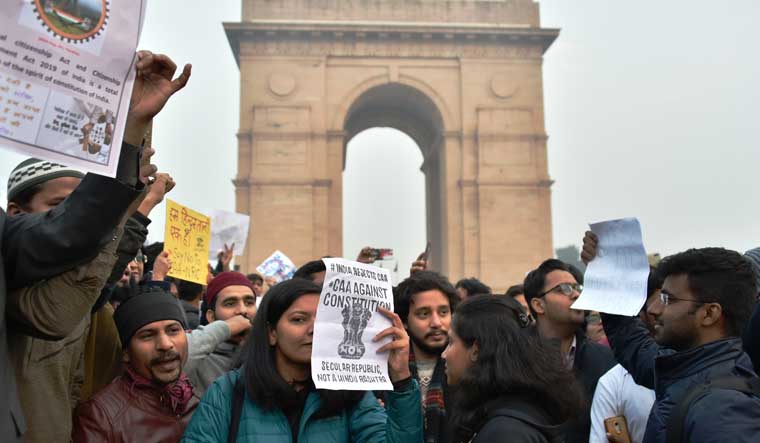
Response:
[338,300,372,359]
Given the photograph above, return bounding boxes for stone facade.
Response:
[225,0,558,290]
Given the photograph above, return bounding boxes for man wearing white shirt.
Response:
[589,269,662,443]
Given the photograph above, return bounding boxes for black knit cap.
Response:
[114,287,187,347]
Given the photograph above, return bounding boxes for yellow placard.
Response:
[164,199,211,285]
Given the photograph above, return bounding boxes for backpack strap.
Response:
[666,376,760,443]
[228,377,247,443]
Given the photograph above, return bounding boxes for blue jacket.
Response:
[742,303,760,372]
[602,314,760,443]
[182,370,423,443]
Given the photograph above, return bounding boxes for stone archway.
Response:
[225,0,558,290]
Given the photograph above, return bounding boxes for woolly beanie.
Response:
[114,288,187,347]
[204,271,254,308]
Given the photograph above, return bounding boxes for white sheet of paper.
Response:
[312,258,394,391]
[0,0,146,176]
[571,217,650,316]
[255,250,296,283]
[208,210,250,260]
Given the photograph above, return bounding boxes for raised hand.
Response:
[409,252,428,275]
[218,243,234,272]
[152,251,172,281]
[356,247,376,264]
[124,51,191,145]
[374,307,411,383]
[581,231,599,265]
[137,171,175,217]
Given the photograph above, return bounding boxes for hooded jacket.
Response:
[470,396,564,443]
[602,313,760,443]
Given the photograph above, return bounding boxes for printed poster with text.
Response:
[164,199,211,286]
[312,258,394,391]
[0,0,146,176]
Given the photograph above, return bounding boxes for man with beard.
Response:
[72,288,198,441]
[582,234,760,443]
[393,270,459,443]
[184,271,255,396]
[523,259,616,443]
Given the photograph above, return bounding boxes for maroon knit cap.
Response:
[205,271,254,307]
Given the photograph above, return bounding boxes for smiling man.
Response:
[392,270,459,443]
[72,288,198,442]
[582,233,760,443]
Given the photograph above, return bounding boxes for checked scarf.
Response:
[409,349,449,443]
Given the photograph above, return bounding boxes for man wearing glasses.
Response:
[523,258,617,443]
[582,233,760,443]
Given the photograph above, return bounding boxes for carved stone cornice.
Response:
[458,178,554,188]
[232,177,334,188]
[224,21,558,64]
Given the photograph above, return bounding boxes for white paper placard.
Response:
[208,209,250,260]
[0,0,146,176]
[255,250,296,283]
[572,217,650,316]
[312,258,394,391]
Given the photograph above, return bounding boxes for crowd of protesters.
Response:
[2,50,760,443]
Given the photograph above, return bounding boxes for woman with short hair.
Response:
[182,278,422,442]
[443,296,584,443]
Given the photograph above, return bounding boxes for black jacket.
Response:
[742,302,760,372]
[603,313,760,443]
[0,144,144,440]
[472,396,564,443]
[561,331,616,443]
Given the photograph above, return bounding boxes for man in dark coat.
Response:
[583,233,760,443]
[0,50,190,441]
[523,258,616,443]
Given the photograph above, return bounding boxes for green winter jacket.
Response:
[182,370,423,443]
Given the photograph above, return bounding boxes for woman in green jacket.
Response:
[183,278,422,443]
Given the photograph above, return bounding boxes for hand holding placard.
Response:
[571,217,650,316]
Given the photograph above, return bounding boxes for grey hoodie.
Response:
[185,323,243,397]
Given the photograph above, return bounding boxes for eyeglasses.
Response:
[133,254,147,264]
[659,292,710,306]
[539,283,583,297]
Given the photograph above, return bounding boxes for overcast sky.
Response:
[2,1,758,281]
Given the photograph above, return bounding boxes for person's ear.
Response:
[6,202,25,216]
[268,326,277,346]
[122,350,130,364]
[469,342,479,363]
[531,297,546,316]
[205,309,216,325]
[701,303,723,328]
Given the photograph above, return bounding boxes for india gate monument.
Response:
[224,0,558,290]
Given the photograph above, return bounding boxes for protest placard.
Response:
[208,209,250,260]
[164,199,211,285]
[312,258,394,391]
[0,0,146,176]
[572,217,650,316]
[256,250,296,283]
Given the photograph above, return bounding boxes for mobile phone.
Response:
[369,248,394,260]
[604,416,631,443]
[420,241,432,261]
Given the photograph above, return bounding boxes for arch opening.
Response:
[341,82,447,276]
